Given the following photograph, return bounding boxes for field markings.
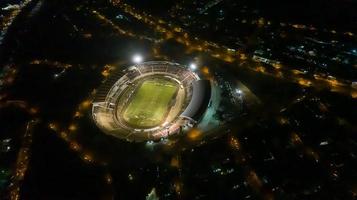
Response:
[123,79,178,127]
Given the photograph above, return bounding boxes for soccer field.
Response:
[123,78,178,128]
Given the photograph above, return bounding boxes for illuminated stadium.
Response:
[92,61,211,142]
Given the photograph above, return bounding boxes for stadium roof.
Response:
[180,80,211,122]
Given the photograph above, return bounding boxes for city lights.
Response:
[1,0,356,199]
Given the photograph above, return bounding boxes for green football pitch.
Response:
[123,78,178,128]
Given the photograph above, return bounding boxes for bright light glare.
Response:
[189,63,197,70]
[146,141,154,146]
[132,54,143,63]
[236,89,242,94]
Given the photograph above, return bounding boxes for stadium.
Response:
[92,61,211,142]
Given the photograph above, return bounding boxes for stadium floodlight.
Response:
[132,54,143,63]
[189,63,197,70]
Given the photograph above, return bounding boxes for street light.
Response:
[132,54,143,63]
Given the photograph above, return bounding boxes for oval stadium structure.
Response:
[92,61,211,142]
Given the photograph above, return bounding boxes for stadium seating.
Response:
[92,61,201,142]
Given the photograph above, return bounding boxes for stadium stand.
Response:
[92,61,209,142]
